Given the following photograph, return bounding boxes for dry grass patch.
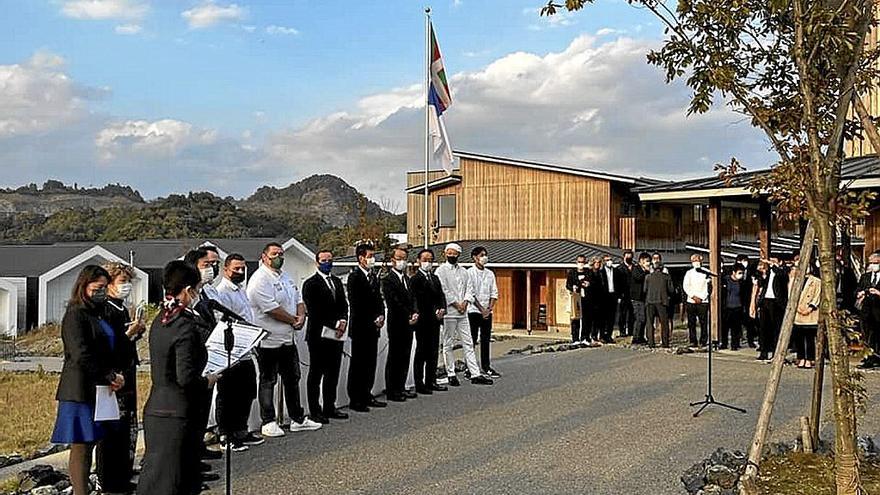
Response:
[757,453,880,494]
[13,325,63,357]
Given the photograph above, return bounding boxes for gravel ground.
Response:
[208,344,880,495]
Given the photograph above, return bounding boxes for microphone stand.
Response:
[222,314,235,495]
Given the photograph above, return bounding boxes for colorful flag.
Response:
[428,22,454,174]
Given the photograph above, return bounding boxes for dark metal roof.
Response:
[635,155,880,194]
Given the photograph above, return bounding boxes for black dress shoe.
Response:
[311,412,330,424]
[429,383,448,392]
[201,449,222,460]
[404,390,418,399]
[388,393,407,402]
[415,386,433,395]
[470,375,494,385]
[199,461,212,472]
[326,409,349,420]
[201,472,221,482]
[368,398,387,408]
[448,375,461,387]
[350,403,370,412]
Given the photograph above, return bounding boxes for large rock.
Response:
[0,454,24,468]
[708,448,747,472]
[681,461,706,494]
[706,465,738,489]
[17,465,67,492]
[31,486,60,495]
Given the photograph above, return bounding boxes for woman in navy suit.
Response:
[51,265,125,495]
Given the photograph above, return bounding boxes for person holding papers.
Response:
[247,242,321,437]
[213,253,264,451]
[138,260,220,495]
[302,250,349,423]
[52,265,124,495]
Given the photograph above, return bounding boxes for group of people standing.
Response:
[50,240,500,494]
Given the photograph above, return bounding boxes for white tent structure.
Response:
[0,278,19,336]
[38,245,149,326]
[282,237,317,285]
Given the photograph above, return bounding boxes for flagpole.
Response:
[423,7,431,249]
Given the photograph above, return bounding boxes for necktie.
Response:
[402,275,409,292]
[325,276,335,299]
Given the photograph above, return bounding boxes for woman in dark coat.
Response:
[51,265,125,495]
[137,261,219,495]
[97,262,146,494]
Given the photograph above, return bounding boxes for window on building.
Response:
[437,194,456,228]
[694,205,705,222]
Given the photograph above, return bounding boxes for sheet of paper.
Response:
[321,325,345,342]
[94,385,120,421]
[203,322,268,376]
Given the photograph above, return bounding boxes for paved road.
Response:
[209,345,880,495]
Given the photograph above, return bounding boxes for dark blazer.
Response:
[143,310,209,419]
[302,272,349,342]
[381,270,416,329]
[600,265,626,299]
[857,272,880,320]
[565,269,590,294]
[103,298,139,395]
[410,269,446,327]
[615,264,633,300]
[347,267,384,340]
[757,266,789,304]
[645,271,675,306]
[584,269,606,307]
[628,265,648,302]
[193,288,217,342]
[837,264,858,311]
[56,304,116,403]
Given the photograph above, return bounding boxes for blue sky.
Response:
[0,1,770,205]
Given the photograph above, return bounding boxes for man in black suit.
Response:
[756,256,789,360]
[346,244,387,412]
[381,247,419,402]
[302,250,349,423]
[411,249,447,395]
[836,249,858,312]
[733,255,758,348]
[615,250,635,337]
[857,252,880,368]
[600,254,625,342]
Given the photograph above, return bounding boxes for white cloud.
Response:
[61,0,148,21]
[525,6,576,31]
[265,25,299,36]
[114,23,142,34]
[241,24,256,33]
[596,28,621,37]
[181,1,246,29]
[95,119,217,160]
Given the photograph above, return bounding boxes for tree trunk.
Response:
[814,214,863,495]
[740,221,815,495]
[810,319,827,447]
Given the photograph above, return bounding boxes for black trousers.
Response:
[256,345,304,423]
[793,324,817,361]
[348,333,379,406]
[306,338,344,415]
[721,307,743,349]
[385,322,413,396]
[216,359,257,438]
[96,386,137,492]
[743,314,758,346]
[631,300,647,343]
[686,303,709,345]
[570,318,581,342]
[413,321,441,389]
[759,299,784,356]
[618,298,634,336]
[602,296,618,341]
[137,415,200,495]
[646,303,670,347]
[583,304,601,341]
[468,313,493,372]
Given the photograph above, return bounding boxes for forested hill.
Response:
[0,177,406,255]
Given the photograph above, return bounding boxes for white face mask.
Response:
[576,262,585,270]
[479,256,488,265]
[394,259,407,272]
[364,257,376,269]
[692,262,702,269]
[871,263,880,273]
[200,267,215,285]
[605,260,613,268]
[420,261,433,272]
[116,282,132,300]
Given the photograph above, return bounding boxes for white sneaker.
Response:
[290,417,323,432]
[261,421,286,438]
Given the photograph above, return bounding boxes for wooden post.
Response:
[740,221,815,495]
[526,270,532,334]
[810,319,827,446]
[759,199,772,261]
[709,199,721,343]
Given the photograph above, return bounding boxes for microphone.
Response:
[206,299,248,324]
[697,267,719,278]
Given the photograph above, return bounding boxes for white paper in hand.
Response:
[94,385,120,421]
[321,325,345,341]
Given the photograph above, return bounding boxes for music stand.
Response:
[222,315,235,495]
[689,338,746,417]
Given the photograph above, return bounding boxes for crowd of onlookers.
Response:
[48,241,500,495]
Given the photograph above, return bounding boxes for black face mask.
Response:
[230,272,246,285]
[447,256,458,265]
[624,257,633,265]
[90,287,108,306]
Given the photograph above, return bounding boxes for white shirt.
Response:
[604,265,615,293]
[765,270,777,299]
[215,276,256,324]
[246,264,302,349]
[467,266,498,314]
[435,262,473,318]
[683,267,710,303]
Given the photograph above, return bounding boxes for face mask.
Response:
[230,272,246,285]
[871,263,880,273]
[394,259,407,272]
[624,257,633,265]
[605,260,613,268]
[318,261,333,275]
[479,255,488,265]
[420,261,433,272]
[116,282,132,300]
[653,261,662,269]
[692,262,702,269]
[90,287,108,305]
[576,262,585,270]
[269,255,284,270]
[364,257,376,269]
[447,256,458,265]
[200,266,215,285]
